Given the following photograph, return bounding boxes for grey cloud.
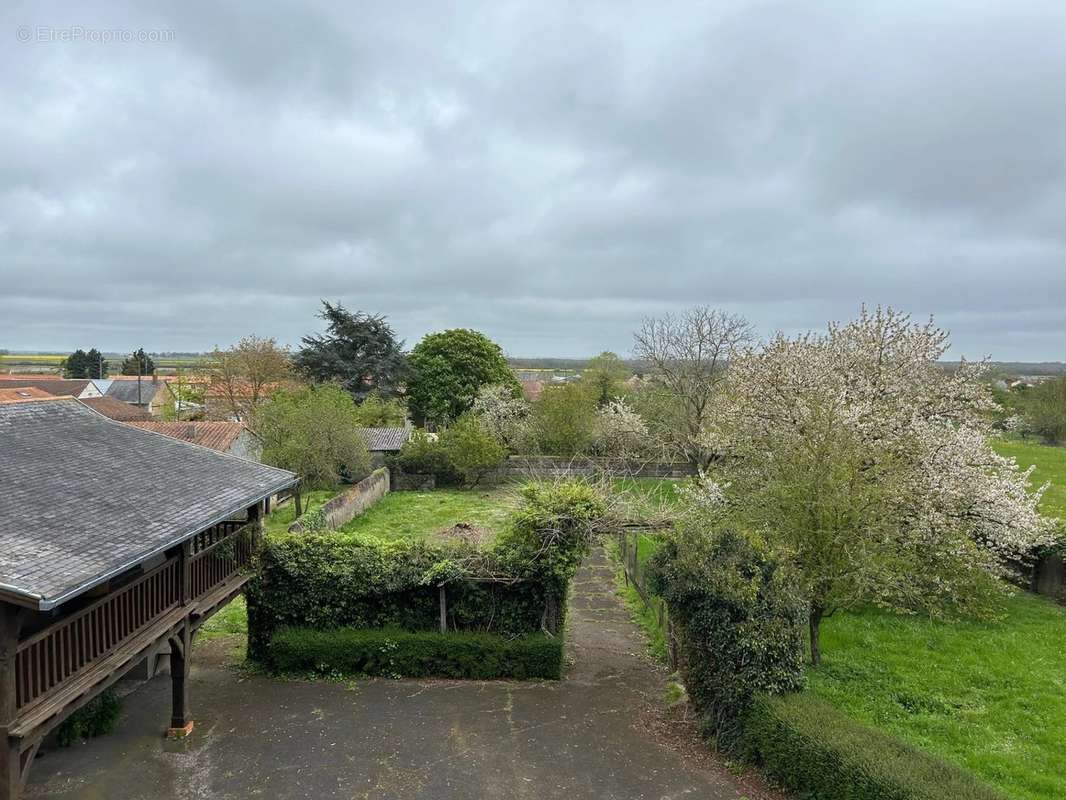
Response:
[0,0,1064,360]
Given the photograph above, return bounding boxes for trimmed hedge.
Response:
[744,692,1008,800]
[271,627,563,679]
[246,533,553,660]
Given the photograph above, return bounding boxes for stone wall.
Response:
[288,467,390,532]
[486,456,695,482]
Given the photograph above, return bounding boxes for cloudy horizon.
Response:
[2,1,1065,360]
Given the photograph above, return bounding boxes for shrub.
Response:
[648,527,806,749]
[743,692,1007,800]
[438,414,507,486]
[56,690,121,747]
[389,429,458,485]
[271,627,563,679]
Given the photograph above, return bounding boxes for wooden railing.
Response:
[12,518,259,717]
[14,556,182,712]
[189,521,257,601]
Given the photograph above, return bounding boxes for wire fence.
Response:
[616,526,679,670]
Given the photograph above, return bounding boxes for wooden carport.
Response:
[0,396,296,799]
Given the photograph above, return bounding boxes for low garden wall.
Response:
[288,467,390,532]
[486,456,695,482]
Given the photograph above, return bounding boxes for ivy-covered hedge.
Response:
[648,526,1004,799]
[272,627,563,679]
[743,692,1008,800]
[247,481,607,664]
[648,528,806,748]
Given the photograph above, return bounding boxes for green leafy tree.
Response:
[581,351,630,406]
[352,391,407,427]
[86,348,109,378]
[407,329,519,426]
[121,348,156,376]
[438,414,507,486]
[63,349,89,378]
[294,302,410,401]
[529,383,598,456]
[1019,377,1066,444]
[252,385,372,514]
[65,348,109,378]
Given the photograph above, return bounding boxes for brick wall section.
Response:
[485,456,695,482]
[288,467,390,532]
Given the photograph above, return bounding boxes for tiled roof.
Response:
[0,398,295,609]
[358,426,412,451]
[81,396,153,421]
[105,379,162,404]
[0,377,93,398]
[0,387,53,403]
[123,421,248,453]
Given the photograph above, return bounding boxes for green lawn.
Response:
[992,438,1066,521]
[336,488,517,542]
[199,595,248,639]
[806,438,1065,800]
[810,593,1066,800]
[263,489,338,536]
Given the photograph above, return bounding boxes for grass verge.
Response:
[809,592,1066,800]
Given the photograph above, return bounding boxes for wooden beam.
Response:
[1,603,24,800]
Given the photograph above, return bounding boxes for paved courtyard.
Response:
[26,550,778,799]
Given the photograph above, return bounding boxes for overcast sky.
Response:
[2,1,1064,360]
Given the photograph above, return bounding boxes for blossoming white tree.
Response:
[695,307,1054,664]
[471,383,532,451]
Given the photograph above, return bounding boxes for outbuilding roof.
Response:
[105,379,161,404]
[80,395,153,421]
[0,397,296,609]
[358,426,412,451]
[0,377,94,398]
[123,420,250,453]
[0,387,54,403]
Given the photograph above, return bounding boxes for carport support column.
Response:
[0,604,23,800]
[167,618,193,738]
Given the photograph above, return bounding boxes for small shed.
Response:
[359,425,413,468]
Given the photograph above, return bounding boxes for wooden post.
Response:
[180,540,192,607]
[167,619,193,737]
[0,604,23,800]
[438,586,447,633]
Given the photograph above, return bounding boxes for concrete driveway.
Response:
[26,550,780,800]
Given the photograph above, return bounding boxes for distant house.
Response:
[123,420,261,460]
[0,376,102,399]
[105,376,172,415]
[81,395,154,421]
[359,426,413,468]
